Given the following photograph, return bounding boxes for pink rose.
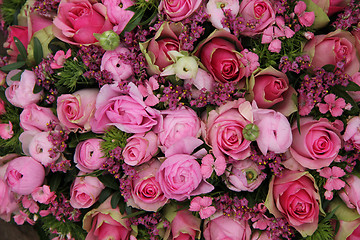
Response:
[20,104,59,132]
[159,0,201,21]
[83,196,131,240]
[203,214,251,240]
[167,210,201,239]
[101,45,134,83]
[74,139,106,172]
[239,0,276,36]
[140,22,182,75]
[0,179,19,222]
[0,121,13,140]
[127,160,168,212]
[103,0,134,34]
[53,0,113,45]
[123,132,158,166]
[5,70,43,108]
[290,117,343,169]
[91,83,162,134]
[265,170,322,237]
[339,175,360,215]
[205,99,252,161]
[5,156,45,195]
[159,106,201,150]
[196,30,245,83]
[70,173,105,209]
[3,26,29,62]
[312,0,348,16]
[343,116,360,150]
[303,30,360,76]
[225,159,265,192]
[57,88,99,132]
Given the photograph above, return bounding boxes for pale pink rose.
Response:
[225,159,265,192]
[0,121,13,140]
[102,0,134,34]
[83,196,131,240]
[253,108,292,155]
[100,45,134,83]
[290,118,343,169]
[206,0,240,29]
[31,185,56,204]
[348,73,360,102]
[343,116,360,150]
[52,0,113,45]
[265,170,322,237]
[239,0,276,37]
[0,179,18,222]
[184,68,215,98]
[203,214,251,240]
[167,210,201,239]
[74,139,106,172]
[3,26,29,62]
[57,88,99,132]
[28,131,61,166]
[312,0,348,16]
[205,99,252,160]
[70,173,105,209]
[91,83,162,134]
[20,103,59,132]
[5,156,45,195]
[123,132,158,166]
[339,175,360,215]
[159,0,201,21]
[127,160,168,212]
[5,70,43,108]
[303,30,360,76]
[159,106,201,150]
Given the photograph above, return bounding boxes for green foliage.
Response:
[100,126,132,157]
[305,219,334,240]
[40,215,87,240]
[0,0,26,26]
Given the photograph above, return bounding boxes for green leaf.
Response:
[121,8,146,34]
[33,37,44,65]
[49,173,62,192]
[33,84,43,94]
[98,188,113,203]
[13,37,27,61]
[0,61,26,71]
[344,81,360,91]
[322,64,335,72]
[10,70,23,81]
[122,210,146,219]
[67,132,100,148]
[140,9,158,26]
[111,191,121,209]
[119,199,126,214]
[98,174,119,190]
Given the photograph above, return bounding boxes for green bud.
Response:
[94,30,120,51]
[242,123,259,141]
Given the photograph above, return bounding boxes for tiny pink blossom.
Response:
[200,154,226,179]
[268,39,282,53]
[22,197,39,214]
[304,31,314,40]
[318,166,346,200]
[50,49,71,69]
[32,185,56,204]
[294,1,315,27]
[138,76,160,106]
[13,210,34,225]
[318,94,346,117]
[0,121,13,139]
[189,196,216,219]
[240,49,260,77]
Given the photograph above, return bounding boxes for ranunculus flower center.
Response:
[7,170,23,185]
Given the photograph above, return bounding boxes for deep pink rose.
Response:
[265,170,322,237]
[91,83,162,134]
[57,88,99,132]
[53,0,113,45]
[127,160,168,212]
[159,106,201,150]
[290,117,343,169]
[70,173,105,209]
[83,196,131,240]
[123,131,158,166]
[303,30,360,76]
[159,0,201,21]
[205,99,252,161]
[5,70,43,108]
[168,210,201,239]
[74,139,106,172]
[140,22,182,75]
[239,0,276,36]
[3,26,29,62]
[203,214,251,240]
[196,30,245,83]
[339,175,360,215]
[20,104,59,132]
[5,156,45,195]
[0,179,19,222]
[343,116,360,150]
[103,0,134,34]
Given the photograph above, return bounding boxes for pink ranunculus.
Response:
[28,131,61,166]
[303,29,360,76]
[205,99,252,161]
[90,83,162,134]
[167,210,201,239]
[0,121,13,140]
[5,70,43,108]
[238,0,276,37]
[159,106,201,150]
[348,73,360,102]
[343,116,360,150]
[225,159,265,192]
[102,0,135,34]
[83,196,131,240]
[5,156,45,195]
[70,173,105,209]
[123,132,158,166]
[253,108,292,155]
[159,0,201,21]
[100,45,134,83]
[290,117,343,170]
[52,0,113,45]
[20,103,59,132]
[265,170,322,237]
[57,88,99,132]
[127,159,168,212]
[74,139,106,172]
[203,214,251,240]
[339,175,360,215]
[195,30,245,84]
[140,22,182,75]
[3,26,29,62]
[0,179,19,222]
